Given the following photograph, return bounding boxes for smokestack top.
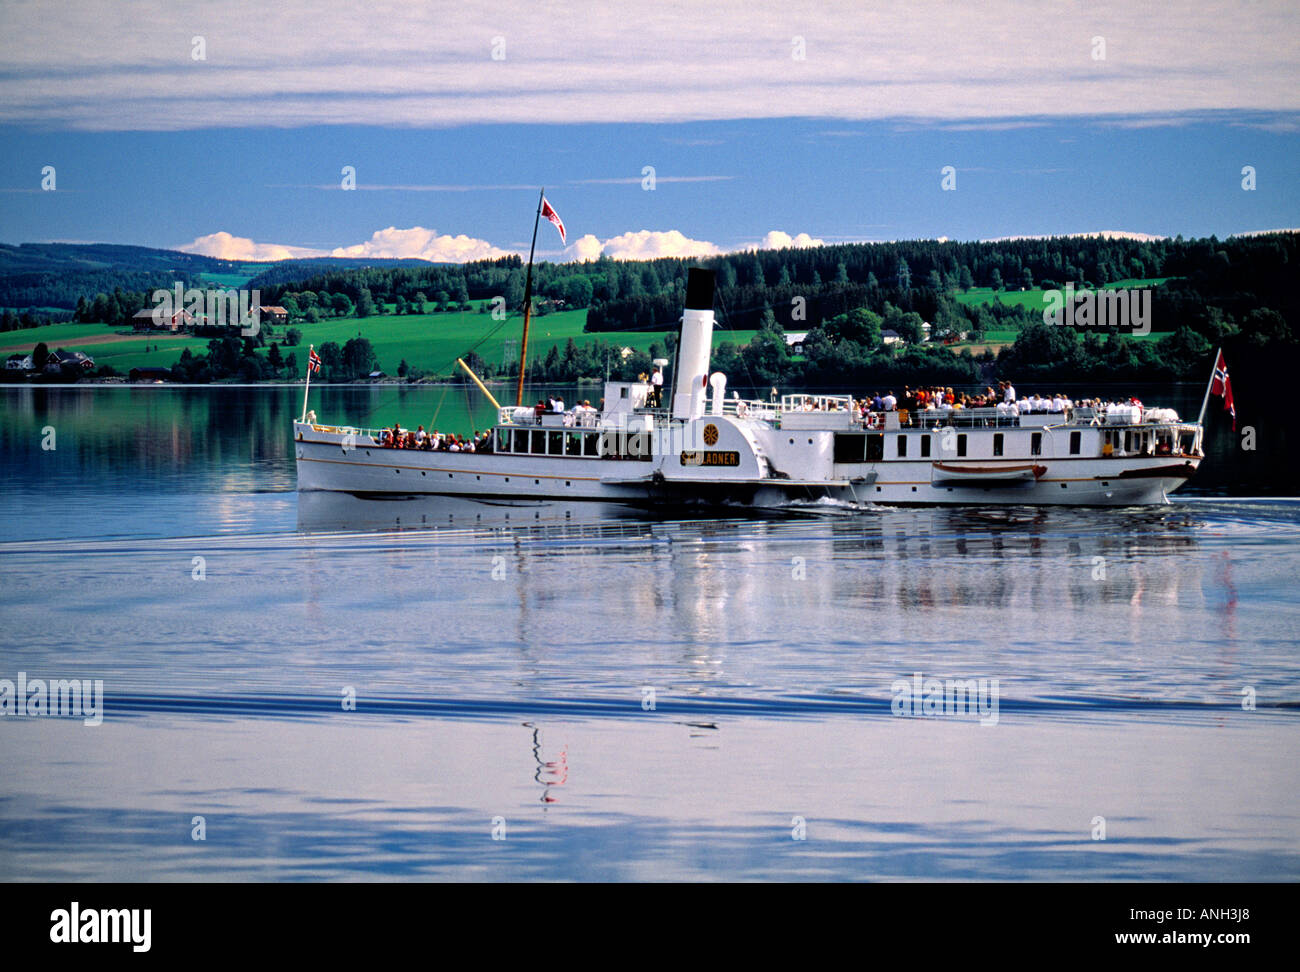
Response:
[684,268,715,312]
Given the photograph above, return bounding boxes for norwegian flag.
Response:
[541,196,566,245]
[1210,349,1235,429]
[308,348,322,374]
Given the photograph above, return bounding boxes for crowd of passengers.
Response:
[842,381,1141,421]
[378,425,494,453]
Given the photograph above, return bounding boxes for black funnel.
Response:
[684,268,715,311]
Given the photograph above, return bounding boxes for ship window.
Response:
[1124,431,1133,452]
[1070,431,1082,455]
[531,430,546,454]
[920,435,931,458]
[993,433,1004,457]
[621,387,629,398]
[865,434,884,462]
[548,431,563,455]
[956,434,967,457]
[566,432,583,456]
[496,428,510,453]
[583,432,599,457]
[833,433,866,463]
[897,435,907,458]
[1031,432,1042,456]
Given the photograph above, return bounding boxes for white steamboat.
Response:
[294,269,1205,507]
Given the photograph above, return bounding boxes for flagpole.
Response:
[301,343,314,422]
[1195,345,1220,427]
[515,188,545,408]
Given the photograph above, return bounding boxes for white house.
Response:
[785,332,808,354]
[5,353,33,371]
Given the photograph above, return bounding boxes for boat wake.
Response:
[97,690,1298,726]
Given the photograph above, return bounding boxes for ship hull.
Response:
[295,428,1197,507]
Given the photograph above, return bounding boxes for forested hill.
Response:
[240,232,1298,336]
[245,258,451,289]
[0,242,235,275]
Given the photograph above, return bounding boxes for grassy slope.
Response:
[952,278,1171,311]
[946,278,1172,351]
[0,300,758,377]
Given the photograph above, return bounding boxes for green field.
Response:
[953,278,1171,311]
[0,305,759,378]
[196,264,272,289]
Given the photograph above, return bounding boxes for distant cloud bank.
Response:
[188,225,1287,265]
[180,226,834,264]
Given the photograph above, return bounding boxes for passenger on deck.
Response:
[535,400,546,423]
[415,425,426,446]
[883,391,897,411]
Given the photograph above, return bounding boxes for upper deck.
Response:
[495,395,1190,434]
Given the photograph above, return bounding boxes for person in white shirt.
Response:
[554,396,565,414]
[882,391,897,411]
[1003,381,1016,403]
[650,366,664,407]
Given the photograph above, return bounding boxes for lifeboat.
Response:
[931,461,1047,486]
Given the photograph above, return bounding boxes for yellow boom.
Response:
[456,357,501,410]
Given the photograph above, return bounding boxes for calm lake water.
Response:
[1,385,1298,881]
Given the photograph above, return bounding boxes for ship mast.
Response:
[515,188,545,407]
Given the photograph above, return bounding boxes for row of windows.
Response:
[494,427,652,460]
[835,430,1077,461]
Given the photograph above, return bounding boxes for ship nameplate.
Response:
[680,451,740,467]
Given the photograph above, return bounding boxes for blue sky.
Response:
[1,1,1297,260]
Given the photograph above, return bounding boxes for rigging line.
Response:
[423,310,517,380]
[428,380,451,431]
[714,287,762,396]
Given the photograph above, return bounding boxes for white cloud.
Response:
[178,231,327,261]
[760,230,826,250]
[329,226,510,262]
[566,230,722,261]
[3,2,1296,130]
[567,234,607,262]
